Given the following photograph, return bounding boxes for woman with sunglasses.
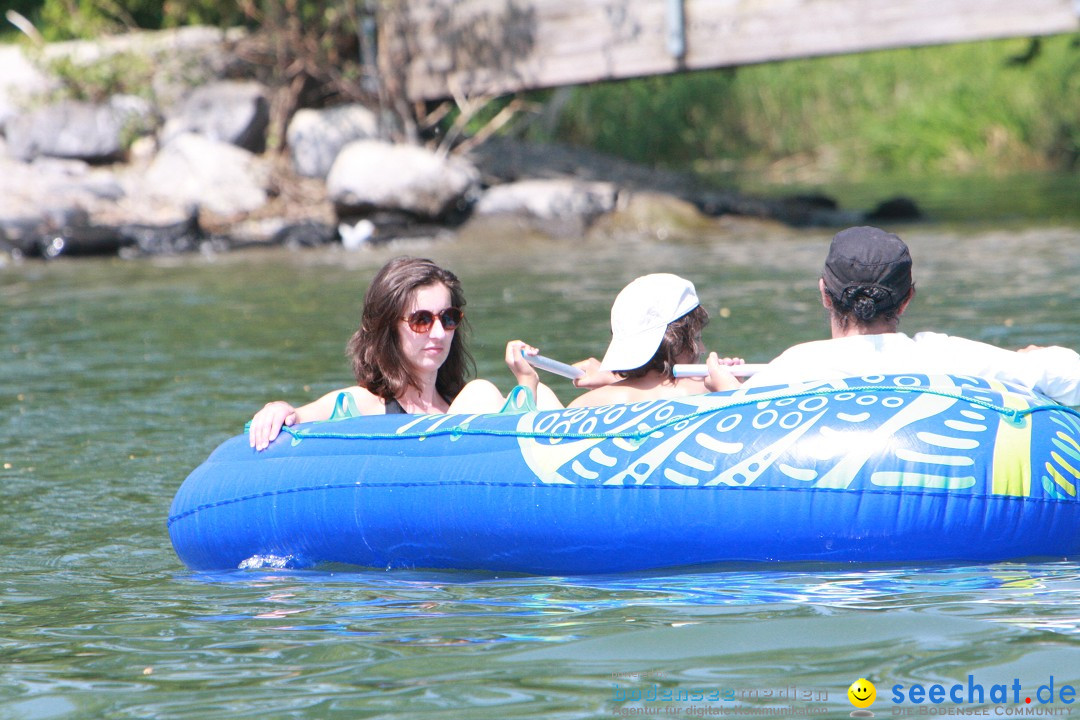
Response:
[249,256,473,451]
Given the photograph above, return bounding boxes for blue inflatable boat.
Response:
[169,374,1080,573]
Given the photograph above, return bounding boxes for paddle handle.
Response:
[673,363,766,379]
[525,352,585,380]
[525,353,761,381]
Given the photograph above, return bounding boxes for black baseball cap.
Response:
[822,226,912,310]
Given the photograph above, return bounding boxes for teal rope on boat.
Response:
[280,385,1080,444]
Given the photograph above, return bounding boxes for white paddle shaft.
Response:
[673,363,766,379]
[525,353,586,380]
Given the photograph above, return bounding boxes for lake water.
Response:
[3,214,1080,719]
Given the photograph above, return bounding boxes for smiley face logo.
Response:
[848,678,876,708]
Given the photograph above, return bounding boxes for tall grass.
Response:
[536,35,1080,182]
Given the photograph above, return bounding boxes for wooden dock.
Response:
[380,0,1080,101]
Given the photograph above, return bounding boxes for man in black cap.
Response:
[819,225,913,336]
[706,226,1080,404]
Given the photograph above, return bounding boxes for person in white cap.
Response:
[449,273,743,413]
[566,273,742,408]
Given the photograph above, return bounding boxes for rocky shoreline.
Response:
[0,26,918,262]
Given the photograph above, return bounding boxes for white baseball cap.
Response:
[599,274,700,371]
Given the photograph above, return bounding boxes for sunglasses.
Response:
[403,307,464,333]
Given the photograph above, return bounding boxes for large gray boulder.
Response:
[287,104,380,179]
[475,179,617,220]
[327,140,479,219]
[5,96,153,162]
[0,154,128,254]
[161,81,269,152]
[30,27,246,119]
[139,133,268,216]
[471,179,618,237]
[0,46,53,134]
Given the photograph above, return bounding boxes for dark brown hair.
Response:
[617,305,710,380]
[823,283,913,331]
[346,257,473,402]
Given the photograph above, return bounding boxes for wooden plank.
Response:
[380,0,1080,101]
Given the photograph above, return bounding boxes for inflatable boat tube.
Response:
[169,374,1080,574]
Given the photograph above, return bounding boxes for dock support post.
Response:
[666,0,686,60]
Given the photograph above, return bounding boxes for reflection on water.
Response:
[2,220,1080,718]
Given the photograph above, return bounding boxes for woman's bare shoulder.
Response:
[340,385,390,414]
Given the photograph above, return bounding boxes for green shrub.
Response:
[541,34,1080,180]
[43,51,154,102]
[13,0,241,41]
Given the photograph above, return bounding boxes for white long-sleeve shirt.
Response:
[742,332,1080,405]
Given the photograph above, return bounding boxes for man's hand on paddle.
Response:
[705,352,744,392]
